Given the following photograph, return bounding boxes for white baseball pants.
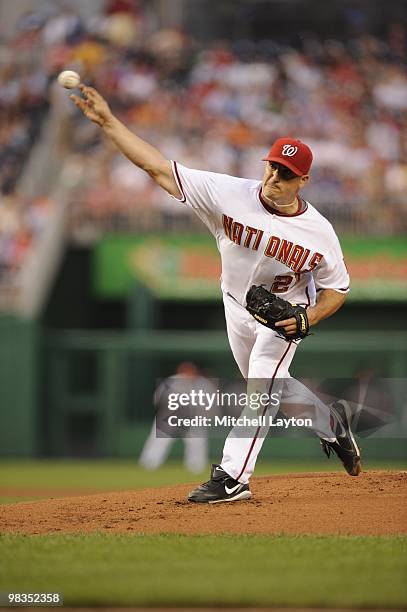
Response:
[220,293,335,483]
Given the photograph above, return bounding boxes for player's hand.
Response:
[274,317,298,336]
[275,309,318,335]
[70,84,113,127]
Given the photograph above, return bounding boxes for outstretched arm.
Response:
[70,84,181,198]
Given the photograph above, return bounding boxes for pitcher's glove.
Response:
[246,285,310,341]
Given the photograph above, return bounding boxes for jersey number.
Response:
[270,275,293,293]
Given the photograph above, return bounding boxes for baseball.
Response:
[57,70,81,89]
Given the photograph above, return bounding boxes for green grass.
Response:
[0,497,41,504]
[0,460,206,491]
[0,533,405,607]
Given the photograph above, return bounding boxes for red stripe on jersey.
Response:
[316,287,350,292]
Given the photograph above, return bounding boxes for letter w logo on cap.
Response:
[282,144,298,156]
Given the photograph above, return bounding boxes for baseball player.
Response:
[139,362,215,473]
[71,84,361,504]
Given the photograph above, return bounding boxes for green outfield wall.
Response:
[1,320,406,458]
[41,328,407,458]
[0,317,39,456]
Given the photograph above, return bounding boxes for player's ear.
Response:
[299,174,310,187]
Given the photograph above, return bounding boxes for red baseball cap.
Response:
[263,137,313,175]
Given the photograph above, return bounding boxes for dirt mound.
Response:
[1,471,406,536]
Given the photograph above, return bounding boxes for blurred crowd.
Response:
[0,41,48,197]
[0,192,54,290]
[55,8,407,235]
[0,0,406,278]
[0,3,55,289]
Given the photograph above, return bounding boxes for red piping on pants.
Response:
[236,341,293,481]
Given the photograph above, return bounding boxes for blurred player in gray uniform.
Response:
[139,362,216,473]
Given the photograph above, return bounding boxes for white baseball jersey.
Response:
[171,161,349,306]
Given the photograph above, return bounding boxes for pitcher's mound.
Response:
[1,470,406,536]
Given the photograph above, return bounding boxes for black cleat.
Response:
[320,401,361,476]
[188,464,252,504]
